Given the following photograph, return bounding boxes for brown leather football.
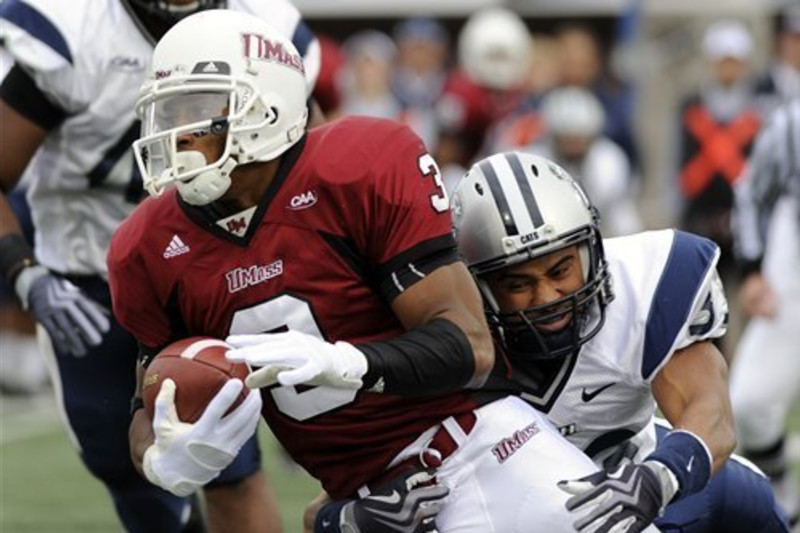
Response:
[142,337,250,423]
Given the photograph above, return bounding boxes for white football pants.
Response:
[385,395,660,532]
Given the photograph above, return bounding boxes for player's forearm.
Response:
[129,409,155,475]
[670,394,736,474]
[652,342,736,478]
[129,362,154,475]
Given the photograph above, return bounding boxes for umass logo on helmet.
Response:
[241,32,305,75]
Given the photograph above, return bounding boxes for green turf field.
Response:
[1,393,798,533]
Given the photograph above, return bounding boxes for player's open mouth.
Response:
[535,311,572,333]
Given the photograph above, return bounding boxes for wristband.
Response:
[645,429,712,502]
[314,499,347,533]
[0,233,36,284]
[130,396,145,416]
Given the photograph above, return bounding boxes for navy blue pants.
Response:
[655,425,790,533]
[51,276,261,533]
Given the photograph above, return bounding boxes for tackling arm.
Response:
[652,340,736,475]
[384,260,495,389]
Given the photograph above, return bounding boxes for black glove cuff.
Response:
[0,233,37,285]
[130,396,145,416]
[738,258,763,279]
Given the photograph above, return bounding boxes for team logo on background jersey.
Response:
[226,259,283,293]
[491,421,540,463]
[287,190,317,210]
[110,56,145,72]
[163,235,190,258]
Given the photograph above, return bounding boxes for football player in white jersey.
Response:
[311,152,790,533]
[450,152,788,533]
[0,1,320,531]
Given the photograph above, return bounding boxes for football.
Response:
[142,336,251,423]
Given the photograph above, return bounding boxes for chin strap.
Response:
[175,152,237,206]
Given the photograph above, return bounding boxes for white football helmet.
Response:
[541,87,605,138]
[133,9,308,205]
[457,7,531,91]
[451,151,613,359]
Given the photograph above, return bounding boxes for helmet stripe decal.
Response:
[505,152,544,227]
[479,159,519,236]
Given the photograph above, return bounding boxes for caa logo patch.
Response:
[287,190,317,210]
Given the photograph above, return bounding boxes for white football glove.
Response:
[226,330,368,390]
[142,378,262,497]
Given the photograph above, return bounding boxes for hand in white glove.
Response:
[226,330,368,390]
[143,378,262,497]
[15,265,110,357]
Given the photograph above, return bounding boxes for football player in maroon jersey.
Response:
[109,11,600,531]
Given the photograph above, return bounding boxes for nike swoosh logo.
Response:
[687,456,695,472]
[369,490,402,505]
[581,382,616,402]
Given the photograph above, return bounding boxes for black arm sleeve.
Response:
[357,318,476,397]
[1,64,66,130]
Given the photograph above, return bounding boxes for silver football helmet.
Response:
[132,10,308,205]
[452,151,613,359]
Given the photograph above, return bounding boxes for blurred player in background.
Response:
[110,11,602,532]
[526,86,643,236]
[0,0,320,531]
[313,152,788,533]
[555,23,639,169]
[434,6,531,192]
[730,98,800,527]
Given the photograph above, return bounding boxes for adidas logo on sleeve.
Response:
[163,235,191,258]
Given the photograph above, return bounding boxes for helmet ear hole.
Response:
[530,164,539,177]
[267,106,279,125]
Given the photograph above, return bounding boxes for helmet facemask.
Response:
[478,231,611,361]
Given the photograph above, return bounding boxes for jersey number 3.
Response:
[419,153,449,213]
[230,295,357,421]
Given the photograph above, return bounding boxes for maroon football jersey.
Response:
[109,116,481,497]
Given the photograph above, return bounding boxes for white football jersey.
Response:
[0,0,320,276]
[495,229,728,468]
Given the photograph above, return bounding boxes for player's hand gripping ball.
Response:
[142,337,250,423]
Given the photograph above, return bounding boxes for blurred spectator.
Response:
[391,17,449,109]
[676,20,761,284]
[729,98,800,528]
[528,87,643,236]
[434,7,531,192]
[555,24,639,168]
[338,30,402,120]
[391,17,451,148]
[755,5,800,115]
